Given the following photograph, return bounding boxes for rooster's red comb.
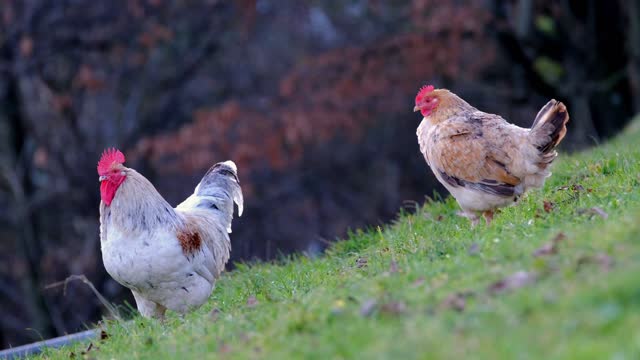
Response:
[97,148,125,174]
[415,84,435,103]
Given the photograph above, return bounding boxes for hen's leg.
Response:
[458,210,480,227]
[482,210,495,225]
[132,290,167,320]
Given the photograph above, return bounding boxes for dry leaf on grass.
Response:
[246,295,258,307]
[571,184,585,192]
[80,341,100,356]
[440,291,475,312]
[380,301,406,315]
[359,299,378,317]
[219,342,231,354]
[488,271,538,295]
[411,277,426,288]
[577,253,614,271]
[210,308,221,321]
[590,207,609,219]
[467,243,480,255]
[533,232,567,257]
[577,207,609,219]
[389,260,399,274]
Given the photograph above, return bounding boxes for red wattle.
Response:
[100,177,124,205]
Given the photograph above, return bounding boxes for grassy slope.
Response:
[41,119,640,359]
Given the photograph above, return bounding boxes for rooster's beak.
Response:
[413,106,420,112]
[99,175,107,182]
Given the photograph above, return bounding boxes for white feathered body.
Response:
[99,161,243,318]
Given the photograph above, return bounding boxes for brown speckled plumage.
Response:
[177,229,202,255]
[415,87,569,225]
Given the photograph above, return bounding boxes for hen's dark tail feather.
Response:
[530,99,570,155]
[177,160,243,233]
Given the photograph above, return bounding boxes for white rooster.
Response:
[97,148,243,318]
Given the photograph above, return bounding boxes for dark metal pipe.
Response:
[0,329,98,359]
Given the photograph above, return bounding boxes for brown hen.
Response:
[414,85,569,225]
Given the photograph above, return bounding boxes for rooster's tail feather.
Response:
[177,160,243,233]
[213,161,243,217]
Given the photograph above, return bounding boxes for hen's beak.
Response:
[413,106,420,112]
[99,175,107,182]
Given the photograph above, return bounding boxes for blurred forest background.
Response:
[0,0,638,347]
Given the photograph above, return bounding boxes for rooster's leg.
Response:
[482,210,494,225]
[133,290,167,320]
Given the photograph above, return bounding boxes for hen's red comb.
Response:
[415,84,435,102]
[97,148,125,174]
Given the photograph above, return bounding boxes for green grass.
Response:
[40,118,640,359]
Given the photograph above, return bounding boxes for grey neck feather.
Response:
[106,169,183,233]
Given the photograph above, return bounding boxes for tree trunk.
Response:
[568,94,599,148]
[626,0,640,113]
[3,75,55,341]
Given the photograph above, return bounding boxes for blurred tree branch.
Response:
[0,149,55,340]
